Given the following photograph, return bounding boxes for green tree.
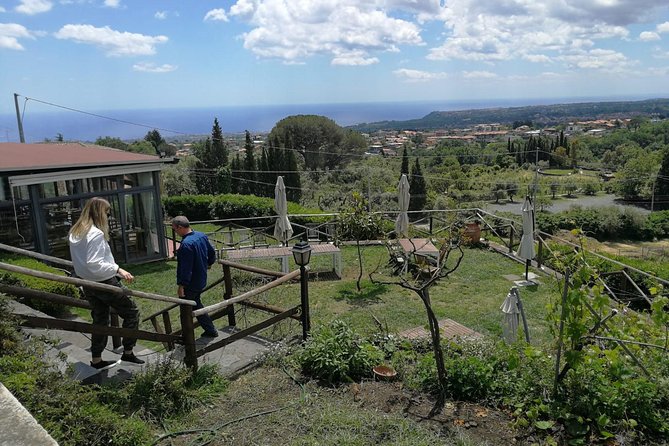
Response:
[270,115,364,170]
[162,156,198,196]
[211,118,229,167]
[144,129,165,156]
[338,192,382,292]
[284,149,302,203]
[409,158,427,211]
[550,181,561,199]
[655,148,669,207]
[95,136,128,151]
[401,147,410,177]
[230,154,242,194]
[242,130,256,194]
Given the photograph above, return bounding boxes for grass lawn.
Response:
[127,244,561,349]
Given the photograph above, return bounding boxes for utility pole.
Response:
[532,143,539,205]
[651,174,657,212]
[13,93,25,143]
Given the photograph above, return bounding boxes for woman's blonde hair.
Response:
[69,197,111,240]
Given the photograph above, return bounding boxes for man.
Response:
[171,215,219,338]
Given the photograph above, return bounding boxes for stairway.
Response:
[9,300,158,385]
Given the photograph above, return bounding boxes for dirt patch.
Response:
[350,380,518,445]
[166,367,523,445]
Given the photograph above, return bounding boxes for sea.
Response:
[0,95,654,143]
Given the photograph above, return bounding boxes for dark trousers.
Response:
[185,289,217,334]
[84,277,139,357]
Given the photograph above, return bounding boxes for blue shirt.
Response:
[176,230,216,292]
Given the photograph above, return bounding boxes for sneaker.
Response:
[90,359,120,371]
[200,331,219,338]
[120,352,145,364]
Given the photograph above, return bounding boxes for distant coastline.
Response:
[0,94,663,143]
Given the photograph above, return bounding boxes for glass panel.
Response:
[42,199,82,259]
[82,176,120,193]
[0,202,34,250]
[122,191,159,260]
[39,179,84,199]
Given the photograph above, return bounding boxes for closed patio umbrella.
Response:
[500,288,520,343]
[273,176,293,244]
[517,195,535,281]
[395,174,410,238]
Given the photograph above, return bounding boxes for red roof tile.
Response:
[0,142,166,172]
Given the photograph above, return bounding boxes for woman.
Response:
[68,197,144,370]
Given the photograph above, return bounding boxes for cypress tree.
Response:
[243,130,256,195]
[259,148,271,197]
[284,149,302,203]
[401,147,410,177]
[230,154,242,194]
[409,158,427,211]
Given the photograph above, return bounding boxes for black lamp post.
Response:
[292,240,312,340]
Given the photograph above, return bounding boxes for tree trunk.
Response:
[418,288,447,414]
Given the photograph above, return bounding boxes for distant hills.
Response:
[348,98,669,132]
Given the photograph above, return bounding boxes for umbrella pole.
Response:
[525,259,530,281]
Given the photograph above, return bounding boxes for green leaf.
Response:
[534,420,555,430]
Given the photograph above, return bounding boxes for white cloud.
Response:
[155,11,167,20]
[54,24,168,56]
[462,70,497,79]
[227,1,424,64]
[0,6,5,12]
[524,54,552,63]
[204,8,229,22]
[103,0,120,8]
[560,48,630,71]
[393,68,447,82]
[331,49,378,66]
[0,23,35,50]
[15,0,52,15]
[639,31,660,41]
[133,62,177,73]
[658,22,669,33]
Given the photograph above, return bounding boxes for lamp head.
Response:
[292,240,312,266]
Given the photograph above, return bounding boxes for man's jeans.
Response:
[185,289,217,334]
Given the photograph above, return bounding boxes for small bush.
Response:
[0,255,81,316]
[0,343,151,446]
[299,319,383,384]
[120,358,227,421]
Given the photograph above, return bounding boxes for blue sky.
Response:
[2,0,669,116]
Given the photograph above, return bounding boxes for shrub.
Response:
[120,358,227,421]
[0,255,81,316]
[0,297,22,355]
[298,319,383,384]
[0,343,151,446]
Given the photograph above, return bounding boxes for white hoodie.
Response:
[68,225,119,282]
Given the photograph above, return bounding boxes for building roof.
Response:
[0,142,169,173]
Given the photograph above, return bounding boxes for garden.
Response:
[2,223,669,445]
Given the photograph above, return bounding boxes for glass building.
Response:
[0,143,175,263]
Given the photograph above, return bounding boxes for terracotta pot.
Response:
[463,222,481,244]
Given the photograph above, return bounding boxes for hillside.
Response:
[348,98,669,132]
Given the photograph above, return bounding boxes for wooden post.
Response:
[162,312,175,350]
[508,225,514,253]
[429,216,433,236]
[179,304,197,371]
[300,265,310,340]
[537,236,544,269]
[223,264,236,326]
[110,313,122,349]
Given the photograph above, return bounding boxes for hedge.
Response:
[163,194,327,227]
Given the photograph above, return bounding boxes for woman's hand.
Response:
[118,268,134,283]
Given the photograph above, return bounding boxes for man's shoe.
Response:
[90,359,120,371]
[201,331,219,338]
[120,352,145,364]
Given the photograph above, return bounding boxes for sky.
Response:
[2,0,669,117]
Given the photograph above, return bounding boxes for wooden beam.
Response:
[217,259,286,278]
[0,262,196,306]
[17,315,179,343]
[193,269,301,317]
[196,306,299,356]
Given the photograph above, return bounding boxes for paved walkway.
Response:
[399,318,483,341]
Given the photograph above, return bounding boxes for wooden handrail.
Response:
[0,242,73,268]
[193,268,301,316]
[0,262,196,306]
